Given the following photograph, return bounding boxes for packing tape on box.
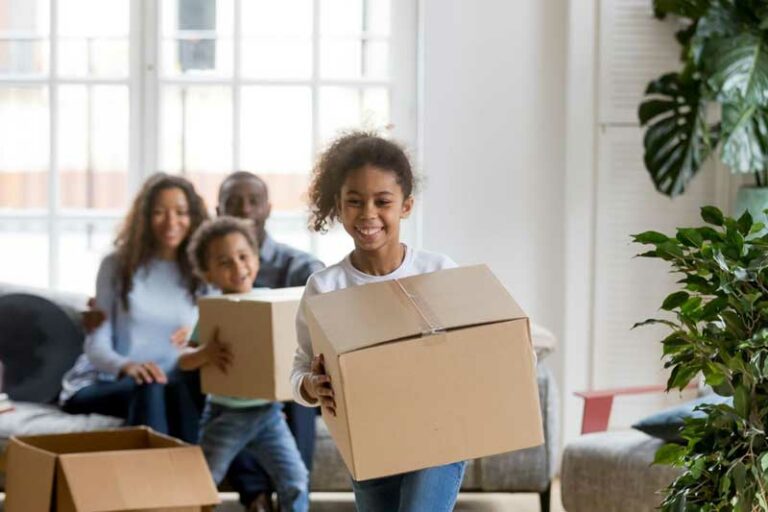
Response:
[393,279,445,336]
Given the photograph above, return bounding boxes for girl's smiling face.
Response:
[339,165,413,255]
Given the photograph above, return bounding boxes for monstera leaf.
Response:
[707,33,768,105]
[639,73,715,197]
[720,102,768,172]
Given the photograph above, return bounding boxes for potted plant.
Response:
[634,206,768,511]
[639,1,768,220]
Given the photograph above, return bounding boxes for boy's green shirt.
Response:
[189,324,270,408]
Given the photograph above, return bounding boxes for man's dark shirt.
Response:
[254,234,325,289]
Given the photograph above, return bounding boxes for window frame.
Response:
[0,0,419,290]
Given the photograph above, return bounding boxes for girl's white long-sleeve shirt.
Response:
[290,245,456,407]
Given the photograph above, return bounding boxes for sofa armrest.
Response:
[574,385,665,435]
[574,383,696,435]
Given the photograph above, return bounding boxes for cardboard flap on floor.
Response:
[58,446,217,511]
[5,427,219,512]
[306,264,527,354]
[4,438,57,512]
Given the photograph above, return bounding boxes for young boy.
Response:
[181,216,309,512]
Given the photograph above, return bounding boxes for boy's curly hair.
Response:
[308,131,417,232]
[187,216,257,279]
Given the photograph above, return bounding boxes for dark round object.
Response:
[0,293,84,403]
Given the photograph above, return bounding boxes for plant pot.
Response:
[734,186,768,228]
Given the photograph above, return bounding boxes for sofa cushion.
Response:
[561,430,682,512]
[0,293,84,403]
[0,401,123,488]
[632,393,732,443]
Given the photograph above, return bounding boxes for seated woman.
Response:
[59,173,208,442]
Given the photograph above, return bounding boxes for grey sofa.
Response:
[0,282,560,511]
[561,430,681,512]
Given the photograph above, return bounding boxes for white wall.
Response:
[419,1,568,390]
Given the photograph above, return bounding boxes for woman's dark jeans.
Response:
[62,367,199,443]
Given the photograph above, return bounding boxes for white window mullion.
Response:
[143,0,160,179]
[128,0,145,194]
[48,0,59,289]
[233,0,242,171]
[309,0,321,256]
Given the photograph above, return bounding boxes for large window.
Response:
[0,0,416,293]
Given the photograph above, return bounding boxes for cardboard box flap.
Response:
[5,438,57,512]
[306,279,428,354]
[398,265,527,330]
[306,264,527,354]
[200,287,303,305]
[15,427,158,455]
[59,446,219,512]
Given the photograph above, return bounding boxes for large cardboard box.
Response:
[197,287,302,401]
[5,427,219,512]
[306,264,544,481]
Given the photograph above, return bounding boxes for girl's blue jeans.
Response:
[351,460,467,512]
[199,401,309,512]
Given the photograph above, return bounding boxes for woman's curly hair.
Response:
[114,173,209,308]
[308,131,417,232]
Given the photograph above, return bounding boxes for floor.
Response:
[218,481,566,511]
[0,484,565,512]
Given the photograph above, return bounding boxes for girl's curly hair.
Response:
[114,173,209,308]
[308,131,417,232]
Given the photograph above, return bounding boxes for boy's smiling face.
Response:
[204,232,259,294]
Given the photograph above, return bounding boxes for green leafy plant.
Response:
[634,206,768,511]
[639,1,768,197]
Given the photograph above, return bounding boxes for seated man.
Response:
[218,171,324,512]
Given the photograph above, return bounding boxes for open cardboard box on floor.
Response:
[5,426,219,512]
[197,287,302,401]
[306,264,544,481]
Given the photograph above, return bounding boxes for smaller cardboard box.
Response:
[197,287,303,401]
[5,427,219,512]
[306,264,544,481]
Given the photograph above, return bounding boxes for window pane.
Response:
[320,39,388,79]
[0,220,48,288]
[162,37,233,77]
[241,0,312,37]
[320,0,362,36]
[266,214,311,253]
[240,86,312,174]
[0,87,48,208]
[59,38,129,77]
[316,224,353,266]
[57,220,117,295]
[0,41,48,75]
[58,85,129,210]
[319,86,389,144]
[58,0,128,37]
[161,86,232,174]
[161,0,234,77]
[58,0,128,77]
[320,0,389,36]
[162,0,233,37]
[365,0,391,36]
[241,38,311,79]
[0,0,49,33]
